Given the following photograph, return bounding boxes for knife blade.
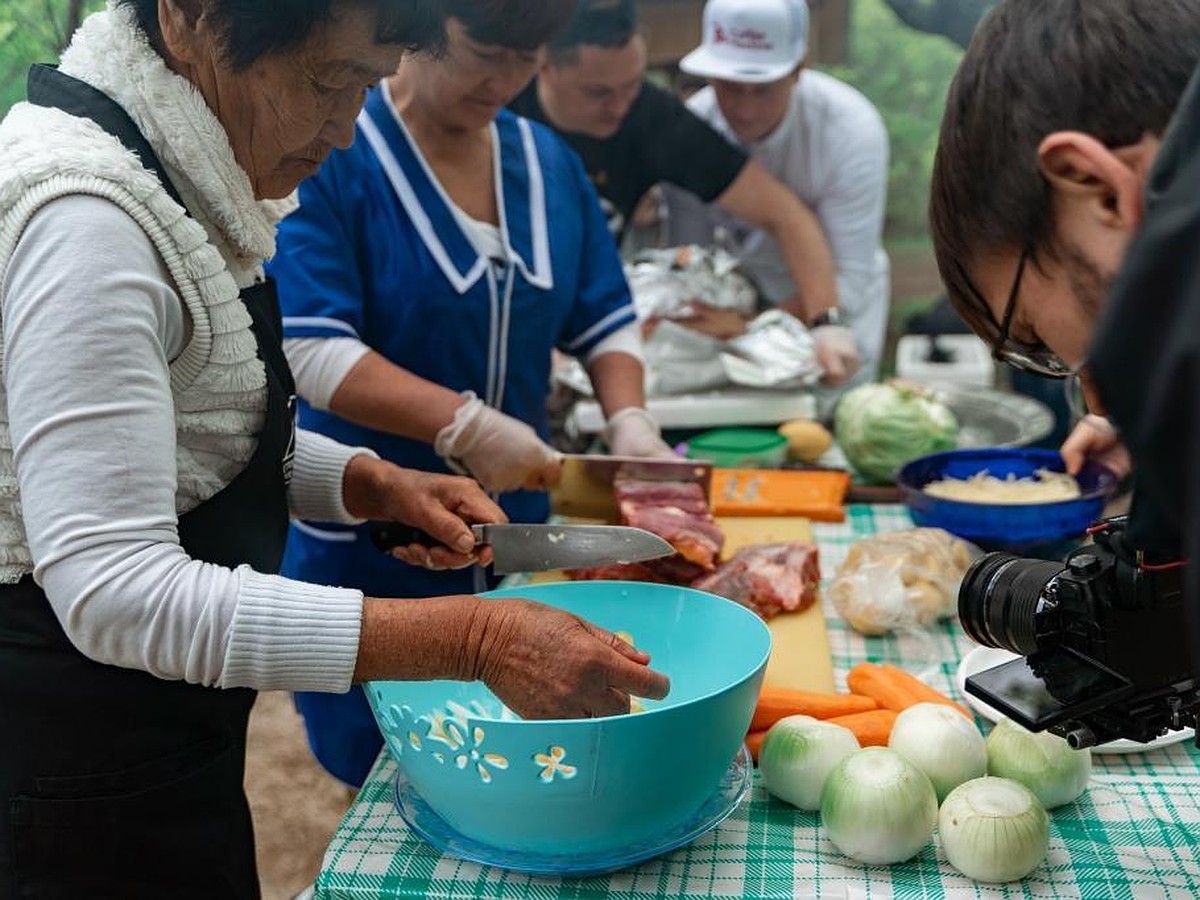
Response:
[554,453,714,520]
[368,522,675,575]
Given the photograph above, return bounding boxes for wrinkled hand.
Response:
[435,391,562,493]
[677,302,749,340]
[811,324,861,386]
[467,598,671,718]
[604,406,676,458]
[343,456,505,570]
[1060,415,1132,479]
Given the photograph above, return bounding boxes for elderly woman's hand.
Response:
[343,456,506,570]
[467,598,671,719]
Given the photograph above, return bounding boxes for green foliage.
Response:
[818,0,964,240]
[0,0,104,116]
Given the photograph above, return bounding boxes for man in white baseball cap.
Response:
[681,0,810,85]
[668,0,892,389]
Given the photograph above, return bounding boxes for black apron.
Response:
[0,66,296,899]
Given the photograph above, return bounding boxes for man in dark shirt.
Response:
[511,0,860,386]
[928,0,1200,562]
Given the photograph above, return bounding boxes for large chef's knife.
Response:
[369,522,674,575]
[554,453,714,520]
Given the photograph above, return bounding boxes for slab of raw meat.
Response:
[693,542,821,620]
[614,479,724,570]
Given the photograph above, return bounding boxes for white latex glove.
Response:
[811,324,861,386]
[434,392,562,493]
[604,407,676,458]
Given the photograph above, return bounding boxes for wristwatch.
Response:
[808,307,844,329]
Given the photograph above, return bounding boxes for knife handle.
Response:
[369,523,437,554]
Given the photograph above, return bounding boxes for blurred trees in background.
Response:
[819,0,966,240]
[0,0,103,112]
[880,0,994,48]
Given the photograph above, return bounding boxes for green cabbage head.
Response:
[834,381,959,483]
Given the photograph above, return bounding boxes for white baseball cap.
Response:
[680,0,809,84]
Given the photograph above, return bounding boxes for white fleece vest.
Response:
[0,6,285,581]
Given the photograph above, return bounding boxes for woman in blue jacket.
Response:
[269,0,672,786]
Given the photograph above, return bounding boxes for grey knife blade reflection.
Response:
[369,522,674,575]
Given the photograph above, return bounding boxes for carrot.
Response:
[750,686,879,731]
[879,663,972,718]
[827,709,898,747]
[845,662,918,713]
[745,729,769,764]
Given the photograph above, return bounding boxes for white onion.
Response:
[939,776,1049,883]
[820,747,938,864]
[986,718,1091,809]
[759,715,861,811]
[888,702,987,802]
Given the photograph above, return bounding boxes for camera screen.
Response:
[966,651,1132,731]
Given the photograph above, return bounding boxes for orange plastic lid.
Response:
[710,468,851,521]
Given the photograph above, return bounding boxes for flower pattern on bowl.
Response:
[534,746,577,784]
[421,706,509,783]
[388,699,599,785]
[383,704,424,757]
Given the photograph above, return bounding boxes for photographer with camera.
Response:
[929,0,1200,748]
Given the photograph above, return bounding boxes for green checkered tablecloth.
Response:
[316,505,1200,899]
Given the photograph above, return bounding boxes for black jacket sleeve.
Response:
[1091,65,1200,560]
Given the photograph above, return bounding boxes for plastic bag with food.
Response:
[828,527,980,636]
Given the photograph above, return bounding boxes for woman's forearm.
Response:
[354,594,483,683]
[587,351,648,419]
[329,349,466,442]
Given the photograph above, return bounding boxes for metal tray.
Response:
[937,384,1056,449]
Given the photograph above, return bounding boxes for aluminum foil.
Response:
[625,245,758,320]
[554,311,821,397]
[720,310,823,389]
[553,246,821,397]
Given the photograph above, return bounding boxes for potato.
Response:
[778,419,834,464]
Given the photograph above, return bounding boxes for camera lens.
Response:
[959,552,1062,655]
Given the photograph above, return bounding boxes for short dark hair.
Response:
[929,0,1200,336]
[117,0,444,71]
[546,0,636,66]
[442,0,578,53]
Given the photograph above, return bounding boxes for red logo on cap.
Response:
[713,23,728,44]
[729,27,772,51]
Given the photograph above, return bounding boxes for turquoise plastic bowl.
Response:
[367,581,771,856]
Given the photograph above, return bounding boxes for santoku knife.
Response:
[368,522,674,575]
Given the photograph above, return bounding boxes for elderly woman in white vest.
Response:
[0,2,668,896]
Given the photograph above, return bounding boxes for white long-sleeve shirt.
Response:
[3,194,365,690]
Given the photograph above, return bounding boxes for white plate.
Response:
[956,646,1195,754]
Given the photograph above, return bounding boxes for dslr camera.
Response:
[958,517,1199,749]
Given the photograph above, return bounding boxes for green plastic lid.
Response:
[688,428,787,453]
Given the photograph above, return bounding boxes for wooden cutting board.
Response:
[719,516,836,693]
[528,515,836,694]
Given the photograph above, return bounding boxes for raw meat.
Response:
[613,479,724,571]
[693,542,821,620]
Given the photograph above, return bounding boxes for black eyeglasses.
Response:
[958,248,1074,379]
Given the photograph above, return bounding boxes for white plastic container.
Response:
[896,334,995,390]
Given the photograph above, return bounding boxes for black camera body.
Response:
[959,517,1199,748]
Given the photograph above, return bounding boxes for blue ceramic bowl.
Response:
[367,581,771,856]
[896,448,1120,552]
